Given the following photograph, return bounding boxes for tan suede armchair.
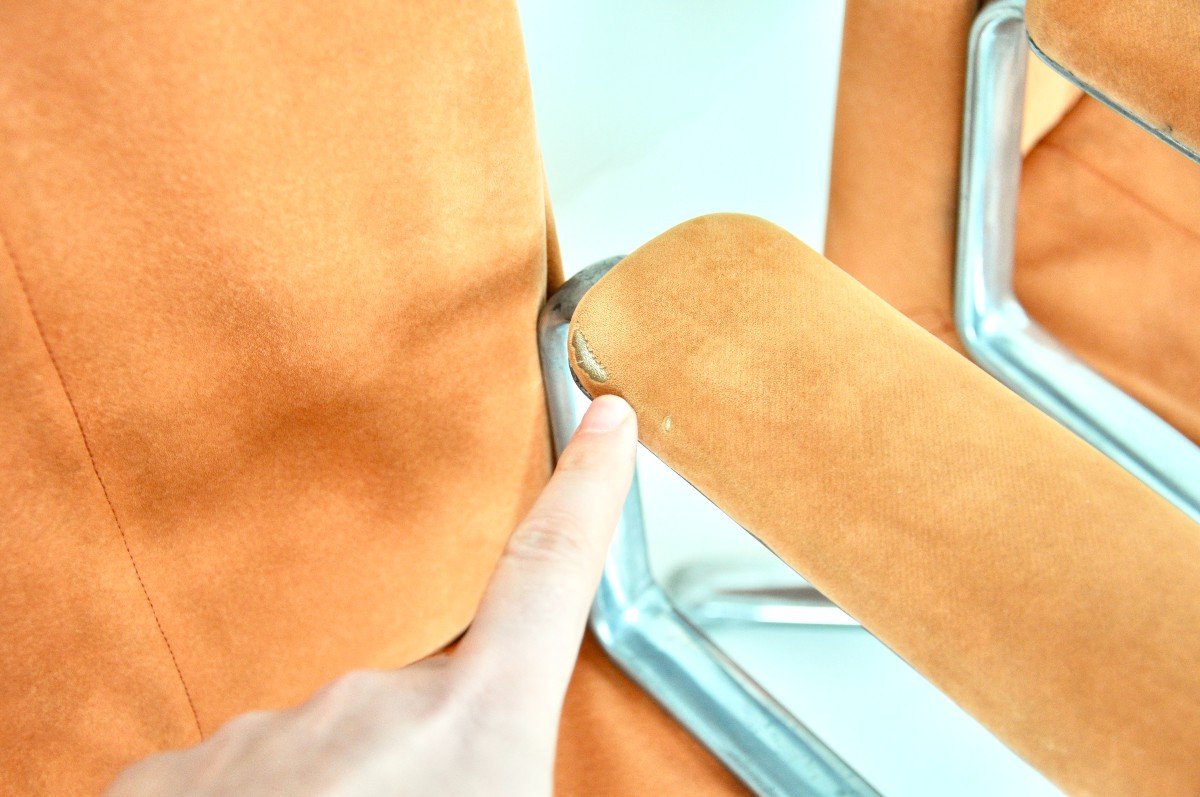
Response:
[2,1,1196,796]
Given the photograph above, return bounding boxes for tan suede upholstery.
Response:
[828,0,1200,448]
[557,638,742,795]
[1027,0,1200,157]
[0,3,740,794]
[825,0,979,351]
[6,1,1196,793]
[569,213,1200,797]
[827,0,1083,351]
[1022,55,1084,153]
[1016,96,1200,443]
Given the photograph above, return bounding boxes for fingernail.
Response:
[579,394,632,433]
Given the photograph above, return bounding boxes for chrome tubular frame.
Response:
[956,0,1200,523]
[536,5,1198,786]
[538,258,878,797]
[668,561,856,627]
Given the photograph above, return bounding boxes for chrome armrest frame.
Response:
[534,5,1197,785]
[956,0,1200,523]
[538,258,877,797]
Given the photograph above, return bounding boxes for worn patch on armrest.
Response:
[571,330,608,383]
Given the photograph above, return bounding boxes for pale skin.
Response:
[106,395,638,797]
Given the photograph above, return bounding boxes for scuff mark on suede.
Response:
[572,330,608,383]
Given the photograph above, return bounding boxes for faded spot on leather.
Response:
[572,330,608,383]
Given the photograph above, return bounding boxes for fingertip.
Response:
[578,394,634,433]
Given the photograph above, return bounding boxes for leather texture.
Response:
[0,2,740,794]
[1027,0,1200,158]
[569,213,1200,797]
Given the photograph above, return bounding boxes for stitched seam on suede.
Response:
[1038,141,1200,244]
[0,226,204,740]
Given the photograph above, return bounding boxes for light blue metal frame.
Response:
[955,0,1200,523]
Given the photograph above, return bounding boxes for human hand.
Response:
[106,395,638,797]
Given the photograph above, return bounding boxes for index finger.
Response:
[456,395,637,708]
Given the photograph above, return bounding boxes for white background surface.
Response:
[519,3,1060,795]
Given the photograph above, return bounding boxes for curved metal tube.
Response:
[955,0,1200,523]
[667,562,856,627]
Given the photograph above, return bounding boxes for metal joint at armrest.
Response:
[538,258,877,797]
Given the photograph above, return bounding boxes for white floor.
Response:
[520,3,1059,795]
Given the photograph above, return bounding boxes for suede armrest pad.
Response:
[568,214,1200,797]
